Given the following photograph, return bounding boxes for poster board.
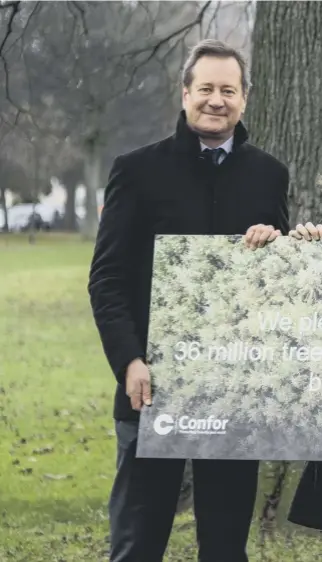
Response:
[137,235,322,460]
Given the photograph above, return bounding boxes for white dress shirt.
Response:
[200,136,234,165]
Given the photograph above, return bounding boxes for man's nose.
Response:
[208,90,224,107]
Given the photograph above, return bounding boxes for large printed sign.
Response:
[137,235,322,460]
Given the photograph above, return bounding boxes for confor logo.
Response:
[153,414,175,435]
[153,414,229,436]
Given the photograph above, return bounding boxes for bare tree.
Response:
[0,1,214,239]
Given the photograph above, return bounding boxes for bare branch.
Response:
[0,1,30,116]
[3,1,42,57]
[120,4,138,40]
[0,0,20,53]
[225,2,249,44]
[0,108,32,148]
[204,1,221,38]
[124,1,212,94]
[137,1,156,37]
[0,1,18,10]
[70,0,89,36]
[125,1,211,61]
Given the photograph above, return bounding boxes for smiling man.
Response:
[88,40,290,562]
[183,55,247,147]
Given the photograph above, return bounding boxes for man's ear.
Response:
[182,86,189,109]
[242,89,250,114]
[241,96,247,116]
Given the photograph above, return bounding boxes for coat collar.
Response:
[173,109,248,155]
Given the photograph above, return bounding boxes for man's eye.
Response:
[223,90,234,94]
[200,88,211,92]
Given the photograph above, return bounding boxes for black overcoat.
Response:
[288,461,322,530]
[88,110,289,421]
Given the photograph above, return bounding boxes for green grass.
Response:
[0,233,320,561]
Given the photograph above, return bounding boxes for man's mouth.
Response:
[202,112,226,117]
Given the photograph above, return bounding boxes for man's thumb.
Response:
[142,379,152,406]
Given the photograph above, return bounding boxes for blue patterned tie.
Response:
[202,147,226,166]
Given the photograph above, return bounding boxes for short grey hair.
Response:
[182,39,251,96]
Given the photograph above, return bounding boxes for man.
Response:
[88,39,290,562]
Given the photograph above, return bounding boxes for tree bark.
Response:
[244,0,322,538]
[245,0,322,227]
[176,460,193,514]
[259,461,289,543]
[82,140,100,240]
[63,183,78,232]
[0,185,9,233]
[28,143,41,245]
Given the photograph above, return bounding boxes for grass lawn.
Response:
[0,233,320,561]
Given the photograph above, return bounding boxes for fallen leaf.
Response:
[32,445,54,455]
[88,400,97,410]
[43,473,73,480]
[20,467,33,474]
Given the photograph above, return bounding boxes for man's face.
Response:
[182,56,247,140]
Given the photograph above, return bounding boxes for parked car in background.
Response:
[34,203,64,229]
[0,203,64,232]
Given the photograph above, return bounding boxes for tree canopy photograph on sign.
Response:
[138,235,322,460]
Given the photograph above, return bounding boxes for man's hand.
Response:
[289,222,322,241]
[125,358,152,411]
[244,224,281,250]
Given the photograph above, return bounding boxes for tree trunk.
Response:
[244,0,322,538]
[259,461,289,543]
[0,185,9,233]
[82,140,100,240]
[176,460,193,514]
[245,0,322,227]
[28,143,41,245]
[63,183,78,232]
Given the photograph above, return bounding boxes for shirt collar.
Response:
[173,111,249,155]
[200,136,234,154]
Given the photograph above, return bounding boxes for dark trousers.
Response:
[109,420,259,562]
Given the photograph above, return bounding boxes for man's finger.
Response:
[251,226,274,249]
[257,227,278,247]
[126,379,143,411]
[245,224,263,246]
[305,222,320,240]
[296,223,311,241]
[142,379,152,406]
[267,229,281,242]
[289,229,303,239]
[316,224,322,239]
[244,231,255,248]
[256,231,270,247]
[244,229,255,247]
[130,390,143,411]
[248,229,263,249]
